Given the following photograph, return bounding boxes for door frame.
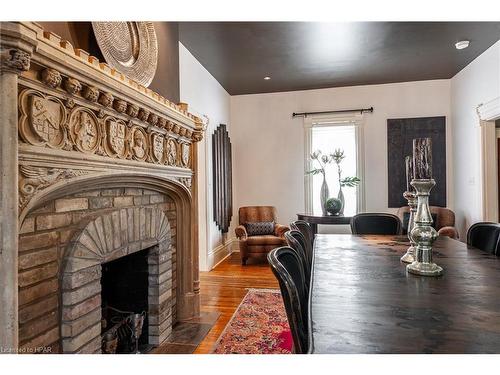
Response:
[478,96,500,222]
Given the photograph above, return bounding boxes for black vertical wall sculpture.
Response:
[213,124,233,232]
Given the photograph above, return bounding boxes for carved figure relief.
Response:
[69,109,100,153]
[148,113,159,126]
[151,133,165,163]
[41,68,62,88]
[127,104,139,118]
[113,99,127,113]
[65,98,76,109]
[181,143,190,167]
[30,97,63,143]
[82,86,99,102]
[17,76,199,169]
[105,118,128,158]
[1,48,30,72]
[178,177,192,191]
[138,108,150,122]
[98,92,114,107]
[19,165,89,210]
[64,77,82,95]
[192,131,203,142]
[19,90,67,148]
[130,127,148,161]
[166,138,178,166]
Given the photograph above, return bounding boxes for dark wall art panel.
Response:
[212,124,233,233]
[387,116,447,208]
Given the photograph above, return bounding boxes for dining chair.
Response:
[284,230,311,289]
[290,220,314,249]
[350,213,402,235]
[466,222,500,255]
[267,246,309,354]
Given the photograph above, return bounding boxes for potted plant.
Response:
[307,149,360,216]
[331,149,360,215]
[307,150,331,215]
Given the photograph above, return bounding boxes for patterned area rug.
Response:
[212,289,293,354]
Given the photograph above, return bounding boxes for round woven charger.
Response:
[92,22,158,87]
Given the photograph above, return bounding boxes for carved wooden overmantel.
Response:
[0,22,204,350]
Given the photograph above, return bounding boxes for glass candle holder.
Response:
[400,190,417,264]
[407,179,443,276]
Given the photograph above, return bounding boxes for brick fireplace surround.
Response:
[0,22,204,353]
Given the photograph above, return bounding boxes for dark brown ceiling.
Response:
[179,22,500,95]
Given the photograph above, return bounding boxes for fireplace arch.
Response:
[20,172,199,322]
[61,206,172,353]
[17,173,199,352]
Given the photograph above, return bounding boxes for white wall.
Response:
[179,43,233,271]
[451,40,500,239]
[230,80,452,232]
[181,37,499,264]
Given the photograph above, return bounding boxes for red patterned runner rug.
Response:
[212,288,293,354]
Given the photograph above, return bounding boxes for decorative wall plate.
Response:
[92,22,158,87]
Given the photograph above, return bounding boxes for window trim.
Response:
[303,113,366,215]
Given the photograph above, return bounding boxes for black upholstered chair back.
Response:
[284,230,311,289]
[350,213,402,235]
[291,220,314,249]
[268,247,309,354]
[467,222,500,255]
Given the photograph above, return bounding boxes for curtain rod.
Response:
[292,107,374,118]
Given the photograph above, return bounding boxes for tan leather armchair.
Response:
[235,206,289,265]
[397,206,459,239]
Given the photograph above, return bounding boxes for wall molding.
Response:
[207,237,239,270]
[478,96,500,222]
[477,96,500,121]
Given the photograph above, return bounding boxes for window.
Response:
[304,115,364,216]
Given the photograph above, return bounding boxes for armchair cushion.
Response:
[247,235,285,246]
[245,221,275,236]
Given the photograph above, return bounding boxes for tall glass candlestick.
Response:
[401,191,417,263]
[401,156,417,263]
[405,155,415,192]
[413,138,432,180]
[407,179,443,276]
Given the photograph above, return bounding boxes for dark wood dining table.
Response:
[308,234,500,353]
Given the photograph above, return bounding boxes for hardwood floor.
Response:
[194,252,279,354]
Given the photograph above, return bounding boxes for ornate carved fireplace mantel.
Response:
[0,22,204,352]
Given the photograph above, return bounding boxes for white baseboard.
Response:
[207,237,239,270]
